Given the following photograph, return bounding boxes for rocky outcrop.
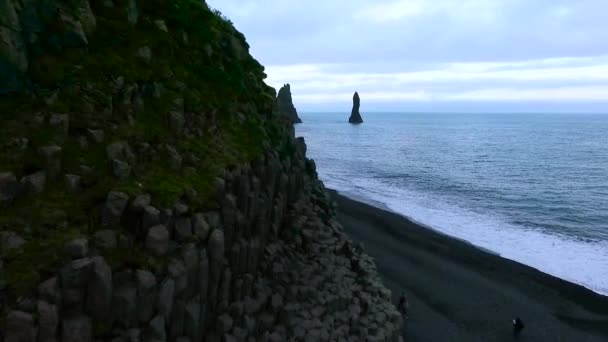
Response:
[0,142,403,341]
[349,92,364,124]
[0,0,401,340]
[276,84,302,124]
[0,0,97,94]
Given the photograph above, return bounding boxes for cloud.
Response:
[207,0,608,111]
[353,0,502,24]
[209,0,608,64]
[444,86,608,102]
[353,0,425,22]
[264,56,608,105]
[296,91,432,103]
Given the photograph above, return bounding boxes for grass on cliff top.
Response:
[0,0,281,298]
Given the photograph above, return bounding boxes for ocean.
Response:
[295,112,608,295]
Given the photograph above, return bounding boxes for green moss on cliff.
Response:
[0,0,287,297]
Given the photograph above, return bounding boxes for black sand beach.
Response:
[330,190,608,341]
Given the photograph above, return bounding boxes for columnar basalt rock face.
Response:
[276,84,303,124]
[0,0,401,340]
[349,92,364,124]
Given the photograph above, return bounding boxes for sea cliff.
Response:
[0,0,400,340]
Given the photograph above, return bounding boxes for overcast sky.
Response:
[207,0,608,112]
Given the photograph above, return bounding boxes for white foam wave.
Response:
[322,171,608,296]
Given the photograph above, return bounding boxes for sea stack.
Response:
[349,92,363,124]
[276,84,302,123]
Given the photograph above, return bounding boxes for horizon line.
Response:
[298,111,608,115]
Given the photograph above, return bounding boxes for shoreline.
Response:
[329,189,608,340]
[347,189,503,256]
[332,188,602,294]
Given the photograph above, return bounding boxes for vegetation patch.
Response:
[0,0,284,299]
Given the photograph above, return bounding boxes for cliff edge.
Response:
[0,1,400,340]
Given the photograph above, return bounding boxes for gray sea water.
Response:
[295,112,608,295]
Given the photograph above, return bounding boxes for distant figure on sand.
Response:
[398,292,409,318]
[512,317,525,338]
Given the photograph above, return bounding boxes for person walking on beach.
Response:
[512,317,525,338]
[398,292,409,318]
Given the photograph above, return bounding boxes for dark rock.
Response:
[49,113,70,136]
[93,229,117,249]
[4,310,36,342]
[192,213,211,241]
[136,270,157,323]
[130,194,151,212]
[168,111,185,134]
[198,250,209,306]
[55,6,91,48]
[181,244,199,297]
[86,257,112,320]
[175,217,192,240]
[208,229,225,261]
[38,277,60,304]
[218,268,232,311]
[86,129,104,143]
[38,145,62,178]
[79,164,93,175]
[159,208,173,225]
[60,258,94,311]
[214,178,226,201]
[145,225,169,256]
[112,283,137,327]
[112,159,131,180]
[172,97,185,112]
[21,171,46,194]
[16,296,36,312]
[0,0,28,87]
[127,0,139,25]
[348,92,363,124]
[0,230,25,254]
[63,238,88,259]
[137,46,152,63]
[38,301,59,342]
[102,191,129,227]
[106,141,134,162]
[118,233,133,249]
[271,293,283,311]
[64,174,82,193]
[216,313,233,334]
[144,315,166,342]
[61,314,92,342]
[259,311,275,331]
[174,202,189,216]
[204,211,221,228]
[168,259,188,297]
[158,278,175,322]
[276,84,302,124]
[143,82,165,99]
[166,145,182,170]
[184,296,201,341]
[169,299,186,339]
[125,329,141,342]
[142,205,161,230]
[154,19,168,32]
[0,172,21,206]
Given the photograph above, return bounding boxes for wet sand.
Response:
[330,190,608,341]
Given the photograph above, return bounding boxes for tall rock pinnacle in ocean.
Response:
[349,92,364,124]
[276,84,302,123]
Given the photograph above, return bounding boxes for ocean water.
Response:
[295,112,608,295]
